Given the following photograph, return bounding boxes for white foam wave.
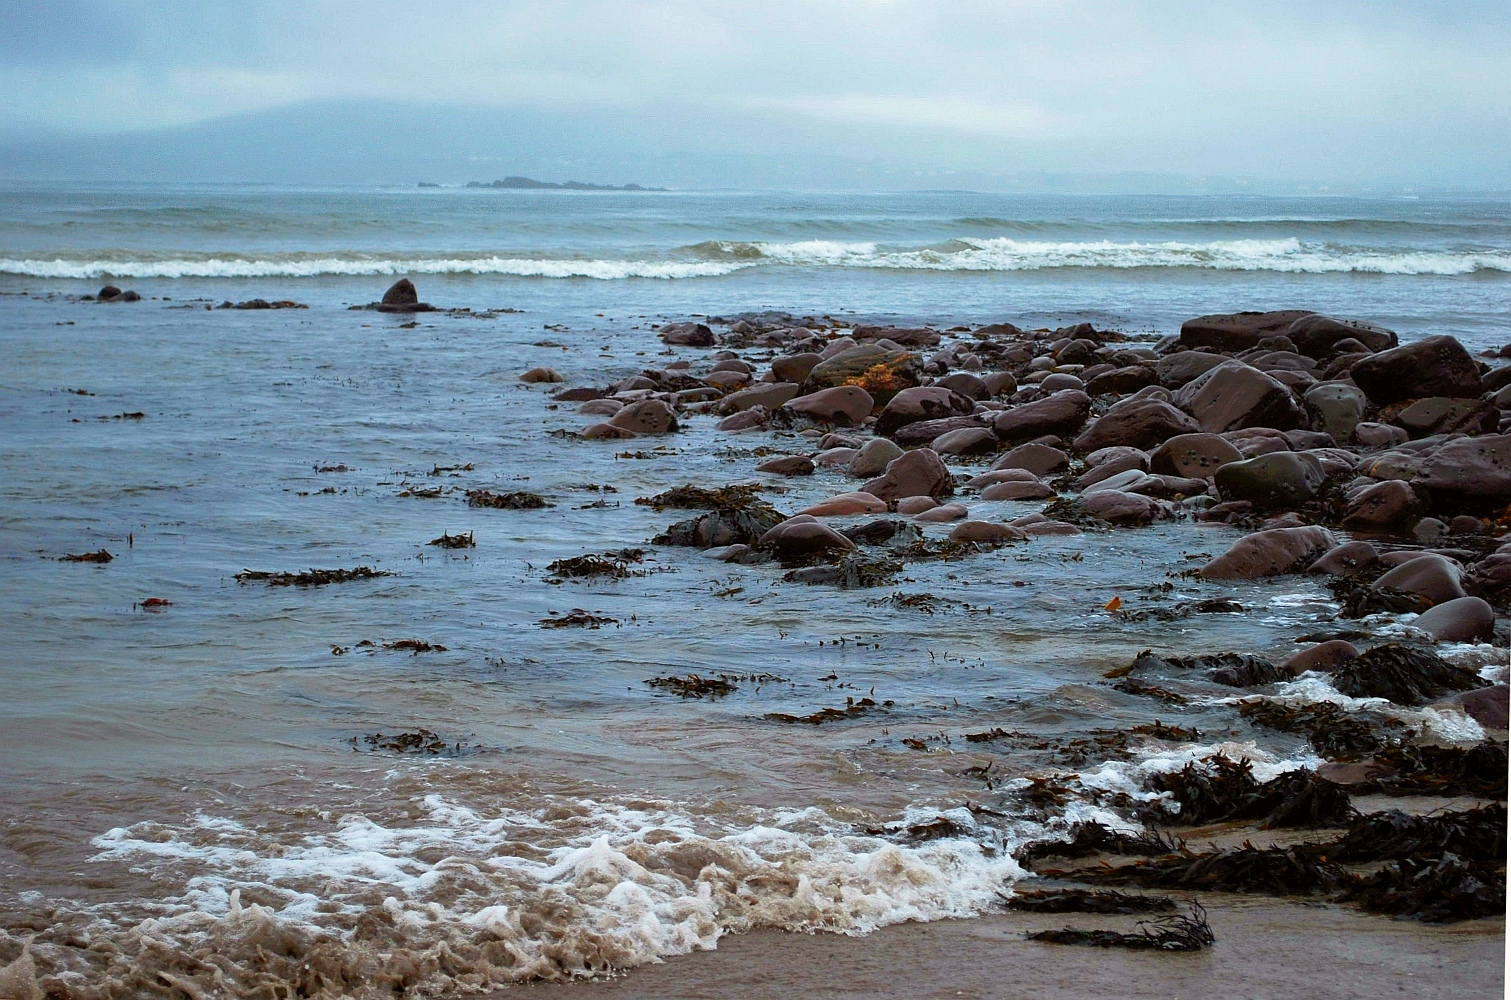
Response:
[0,256,751,280]
[1215,675,1488,743]
[10,793,1023,996]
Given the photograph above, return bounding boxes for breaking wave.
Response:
[0,255,752,280]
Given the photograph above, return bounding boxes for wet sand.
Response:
[518,898,1504,1000]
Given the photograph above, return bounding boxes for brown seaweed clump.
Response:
[540,609,620,629]
[1069,843,1348,896]
[1027,903,1214,952]
[645,674,736,698]
[1339,855,1505,922]
[467,489,552,509]
[1006,889,1176,914]
[235,566,391,587]
[1329,642,1485,704]
[428,530,475,548]
[59,549,113,563]
[1143,757,1355,829]
[545,549,648,581]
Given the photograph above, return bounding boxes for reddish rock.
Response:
[1414,433,1511,506]
[717,382,800,414]
[1282,640,1361,676]
[1156,350,1229,389]
[1149,432,1242,479]
[932,426,998,455]
[1349,335,1484,406]
[758,518,856,556]
[782,385,875,426]
[1201,525,1339,579]
[1372,554,1466,606]
[1306,541,1379,576]
[1172,360,1305,433]
[861,448,954,501]
[1341,480,1425,530]
[848,438,904,477]
[937,372,989,399]
[582,422,640,440]
[896,496,938,516]
[1286,314,1397,357]
[992,443,1070,477]
[1080,490,1174,524]
[981,479,1056,500]
[1214,452,1325,507]
[1445,686,1508,730]
[609,399,679,435]
[914,502,968,522]
[1411,596,1496,643]
[1393,396,1498,438]
[796,492,888,516]
[992,390,1092,442]
[875,386,977,437]
[1072,398,1200,453]
[949,520,1027,543]
[894,415,987,446]
[718,407,770,432]
[771,353,822,383]
[756,455,816,477]
[1086,365,1159,396]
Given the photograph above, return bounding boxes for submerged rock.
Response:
[1201,526,1338,579]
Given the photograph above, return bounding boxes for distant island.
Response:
[458,176,665,191]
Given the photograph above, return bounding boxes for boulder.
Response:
[782,386,874,426]
[718,407,769,432]
[1149,432,1242,479]
[1444,686,1509,731]
[848,438,904,477]
[771,353,822,383]
[1286,314,1397,357]
[914,502,968,523]
[1349,335,1483,406]
[1306,540,1380,576]
[1156,350,1229,389]
[1172,360,1305,433]
[579,398,624,416]
[758,518,856,557]
[1372,554,1466,606]
[1086,365,1159,396]
[1304,383,1367,442]
[894,415,987,447]
[1201,525,1339,579]
[980,479,1056,500]
[992,390,1091,442]
[1072,398,1199,453]
[875,386,976,437]
[756,455,815,477]
[1411,596,1495,643]
[609,399,679,435]
[801,345,920,404]
[1178,310,1316,352]
[982,371,1019,396]
[1282,640,1361,676]
[896,496,937,516]
[949,521,1027,543]
[1413,434,1511,507]
[968,468,1043,488]
[581,422,639,440]
[1340,480,1425,530]
[991,442,1070,477]
[932,426,998,455]
[379,278,418,309]
[1353,422,1410,449]
[1224,427,1293,458]
[795,492,888,517]
[717,382,800,414]
[1040,373,1085,392]
[96,285,123,301]
[936,372,989,400]
[1393,397,1498,438]
[1079,490,1174,525]
[1214,452,1326,507]
[519,366,564,383]
[659,322,715,347]
[861,448,954,501]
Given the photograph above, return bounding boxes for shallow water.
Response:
[0,186,1506,996]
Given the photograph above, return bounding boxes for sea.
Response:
[0,185,1507,997]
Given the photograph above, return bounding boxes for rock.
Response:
[982,371,1019,396]
[992,390,1091,442]
[1201,525,1339,579]
[1282,641,1361,676]
[1413,434,1511,507]
[1449,515,1487,535]
[1086,365,1158,396]
[759,518,856,557]
[717,382,800,414]
[796,492,888,516]
[813,447,859,466]
[703,370,750,390]
[894,415,987,447]
[896,496,938,515]
[581,422,640,440]
[875,386,976,437]
[1353,422,1409,448]
[1340,480,1425,530]
[1411,596,1496,643]
[1349,335,1483,406]
[1223,427,1293,458]
[552,387,603,402]
[1179,310,1316,352]
[609,399,678,435]
[932,426,998,455]
[782,386,874,426]
[1039,373,1084,392]
[848,438,905,477]
[702,544,750,562]
[936,372,989,399]
[861,448,954,501]
[949,520,1027,543]
[1079,490,1173,525]
[1393,396,1498,438]
[579,398,624,416]
[1072,398,1199,453]
[1214,452,1326,507]
[1445,686,1509,730]
[96,285,122,300]
[772,353,823,383]
[968,468,1043,488]
[1156,350,1229,389]
[377,278,434,312]
[756,455,815,477]
[1286,314,1397,357]
[1081,468,1152,495]
[980,479,1056,500]
[801,345,920,404]
[718,407,769,432]
[1021,521,1082,536]
[1372,554,1466,606]
[914,502,968,522]
[1149,432,1243,479]
[1307,540,1379,576]
[1172,360,1305,433]
[659,322,715,347]
[1304,383,1367,441]
[991,442,1070,477]
[519,366,565,383]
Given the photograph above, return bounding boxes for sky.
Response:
[2,0,1509,189]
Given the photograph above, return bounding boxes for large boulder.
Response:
[801,345,920,405]
[1079,490,1175,525]
[1349,335,1483,406]
[1392,397,1498,439]
[1172,361,1305,433]
[1201,525,1338,579]
[875,386,976,437]
[1304,383,1368,442]
[771,353,822,383]
[1178,310,1316,352]
[716,382,800,414]
[659,322,715,347]
[1214,452,1326,507]
[861,448,954,501]
[781,386,874,426]
[1411,596,1495,643]
[377,278,434,312]
[1149,432,1242,479]
[1340,480,1425,530]
[991,442,1070,477]
[1413,434,1511,507]
[758,517,856,557]
[992,389,1091,442]
[1086,365,1159,396]
[1156,350,1229,389]
[1072,398,1199,453]
[1372,554,1466,606]
[931,426,998,455]
[1286,314,1397,358]
[848,438,904,477]
[609,399,678,435]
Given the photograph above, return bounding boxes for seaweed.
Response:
[540,609,620,629]
[635,483,764,509]
[1027,904,1214,952]
[867,815,966,843]
[1131,721,1202,742]
[1338,854,1505,922]
[235,566,391,587]
[1112,677,1189,704]
[1006,889,1176,914]
[1359,742,1509,799]
[1143,757,1355,829]
[645,674,736,698]
[382,639,448,653]
[1330,642,1485,705]
[1328,805,1507,864]
[766,697,890,724]
[59,549,112,563]
[1109,649,1283,688]
[842,519,920,546]
[1016,823,1181,864]
[655,504,786,548]
[1073,843,1347,896]
[467,489,552,509]
[782,553,901,589]
[428,530,475,549]
[360,729,448,754]
[1328,572,1433,618]
[1237,699,1404,758]
[545,550,647,581]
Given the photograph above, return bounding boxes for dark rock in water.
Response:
[1120,649,1284,687]
[1349,335,1484,406]
[757,517,856,558]
[801,344,920,404]
[1331,642,1484,705]
[96,285,122,301]
[1178,310,1316,352]
[993,442,1070,477]
[1371,554,1465,607]
[1413,433,1511,509]
[1072,398,1199,453]
[120,289,141,301]
[1286,314,1398,357]
[893,414,985,447]
[655,501,786,549]
[1306,540,1379,576]
[659,321,715,347]
[609,399,678,435]
[1214,452,1325,508]
[1341,479,1426,530]
[1282,640,1361,676]
[861,448,954,501]
[781,385,874,426]
[1148,432,1241,479]
[840,519,918,546]
[1172,360,1305,433]
[755,454,815,477]
[1201,526,1337,579]
[875,386,976,437]
[1446,686,1509,730]
[375,278,435,312]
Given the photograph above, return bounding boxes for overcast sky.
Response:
[3,0,1509,187]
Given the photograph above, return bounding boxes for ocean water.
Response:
[0,185,1506,997]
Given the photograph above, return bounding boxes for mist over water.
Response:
[0,185,1506,996]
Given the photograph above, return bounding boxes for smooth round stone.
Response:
[1411,596,1496,642]
[913,502,968,522]
[895,496,939,516]
[1282,640,1360,676]
[949,520,1026,543]
[1372,553,1466,606]
[795,492,888,516]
